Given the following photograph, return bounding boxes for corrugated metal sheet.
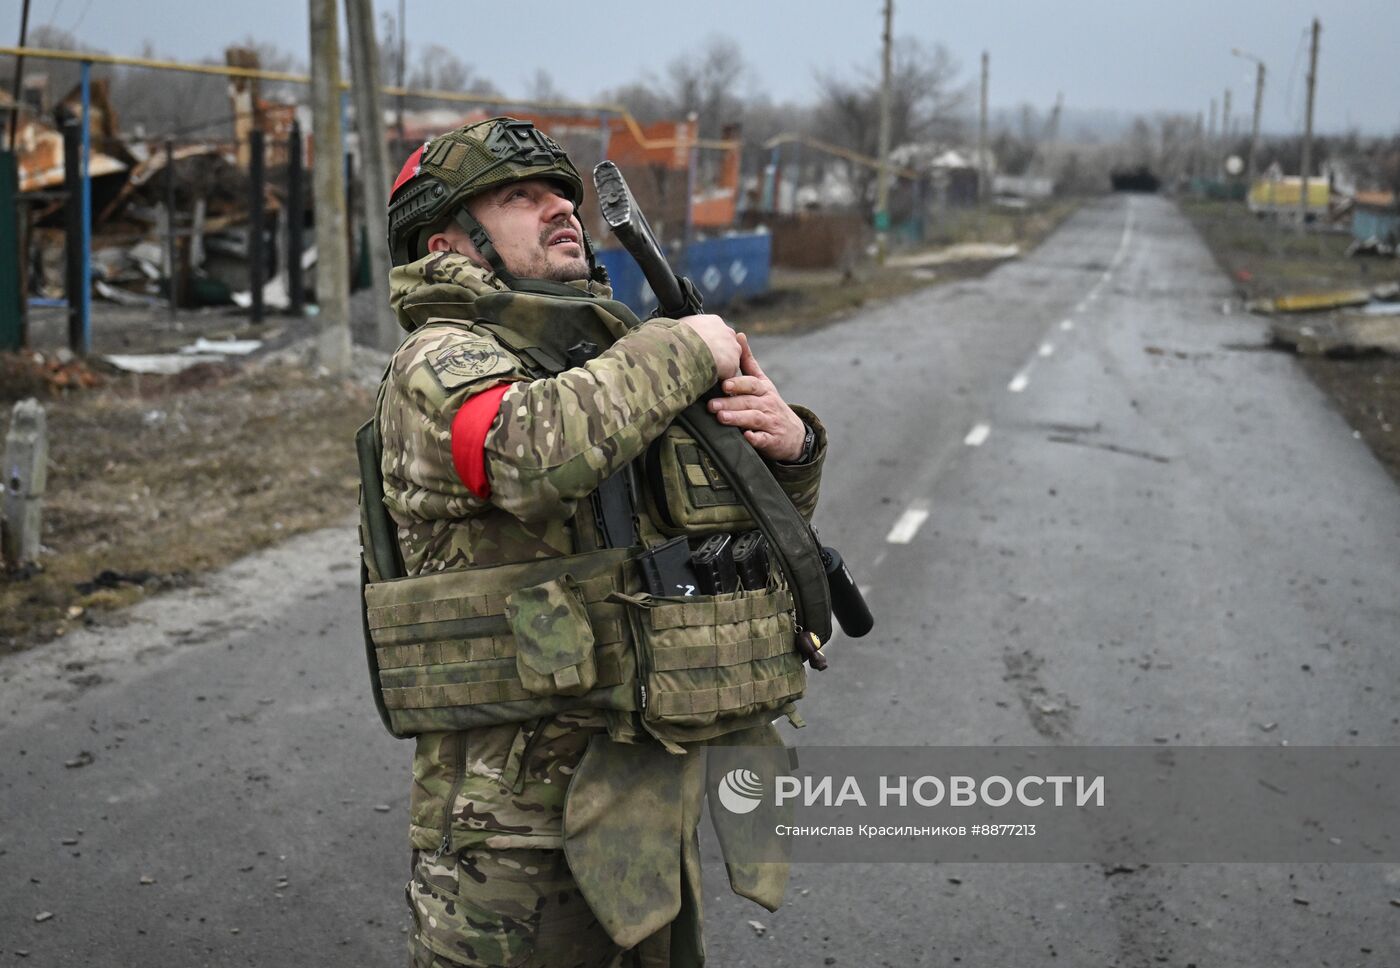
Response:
[1354,190,1396,209]
[597,232,771,316]
[0,89,127,191]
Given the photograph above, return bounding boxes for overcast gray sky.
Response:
[12,0,1400,135]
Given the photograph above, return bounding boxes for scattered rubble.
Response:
[0,352,104,399]
[1245,285,1400,357]
[1269,316,1400,357]
[8,78,304,312]
[888,243,1019,268]
[1246,289,1373,314]
[104,335,264,375]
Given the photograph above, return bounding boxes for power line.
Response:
[1282,25,1308,131]
[67,0,94,37]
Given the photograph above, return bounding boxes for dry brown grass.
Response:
[0,360,372,652]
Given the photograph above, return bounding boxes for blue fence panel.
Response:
[596,232,771,317]
[1353,208,1400,244]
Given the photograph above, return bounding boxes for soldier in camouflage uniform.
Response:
[372,118,826,968]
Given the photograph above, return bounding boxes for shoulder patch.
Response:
[427,340,513,389]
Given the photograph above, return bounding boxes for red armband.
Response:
[450,383,513,499]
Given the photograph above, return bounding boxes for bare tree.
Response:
[104,38,304,141]
[411,45,498,96]
[0,24,89,114]
[813,37,969,208]
[526,69,564,104]
[990,128,1036,176]
[664,36,747,138]
[378,11,404,92]
[599,36,750,137]
[600,80,672,124]
[1156,114,1197,182]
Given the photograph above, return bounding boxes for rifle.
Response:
[593,161,874,668]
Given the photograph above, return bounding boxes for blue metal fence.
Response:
[1353,206,1400,244]
[596,232,771,317]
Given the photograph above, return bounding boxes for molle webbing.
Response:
[363,548,638,734]
[622,584,806,743]
[649,672,804,720]
[378,651,631,710]
[642,589,790,630]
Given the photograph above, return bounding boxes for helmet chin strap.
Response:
[451,208,518,287]
[450,204,606,288]
[582,227,609,285]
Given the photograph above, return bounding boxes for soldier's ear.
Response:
[426,228,487,268]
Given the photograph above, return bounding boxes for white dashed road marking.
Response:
[1038,342,1055,357]
[1060,319,1074,331]
[964,423,991,447]
[885,506,930,545]
[1008,370,1030,393]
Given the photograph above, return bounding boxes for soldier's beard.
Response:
[533,221,590,281]
[490,219,590,281]
[515,248,589,282]
[540,257,590,281]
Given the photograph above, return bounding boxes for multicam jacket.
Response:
[378,251,827,859]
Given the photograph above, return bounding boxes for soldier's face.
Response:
[454,178,589,281]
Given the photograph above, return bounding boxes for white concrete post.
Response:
[3,398,47,567]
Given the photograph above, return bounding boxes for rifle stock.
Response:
[590,160,873,649]
[593,160,694,315]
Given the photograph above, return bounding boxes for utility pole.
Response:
[978,50,989,206]
[8,0,32,150]
[1232,48,1266,191]
[1221,88,1232,168]
[1207,98,1218,178]
[1299,16,1320,230]
[344,0,397,352]
[308,0,352,374]
[874,0,893,262]
[396,0,407,151]
[1193,111,1204,179]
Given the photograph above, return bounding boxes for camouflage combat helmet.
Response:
[387,116,601,283]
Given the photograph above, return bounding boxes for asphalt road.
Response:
[3,195,1398,966]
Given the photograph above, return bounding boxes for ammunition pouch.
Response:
[613,583,806,748]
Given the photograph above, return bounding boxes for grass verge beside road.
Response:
[0,360,372,653]
[1178,196,1400,485]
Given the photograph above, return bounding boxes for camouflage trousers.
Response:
[406,847,675,968]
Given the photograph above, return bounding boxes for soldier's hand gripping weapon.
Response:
[593,161,874,667]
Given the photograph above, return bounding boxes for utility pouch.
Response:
[506,574,598,697]
[645,426,758,534]
[613,582,806,746]
[364,547,637,736]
